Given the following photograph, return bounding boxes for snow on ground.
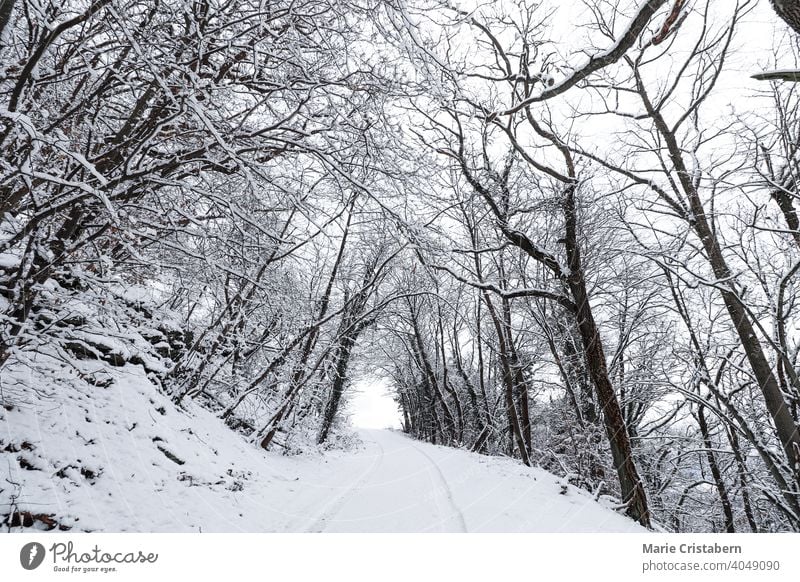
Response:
[1,356,645,533]
[301,429,646,533]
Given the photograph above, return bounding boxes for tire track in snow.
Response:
[303,438,385,533]
[420,448,447,532]
[408,441,468,532]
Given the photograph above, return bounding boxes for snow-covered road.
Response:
[2,366,645,533]
[280,429,644,533]
[297,429,467,532]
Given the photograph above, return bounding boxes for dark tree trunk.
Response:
[482,290,531,466]
[568,275,651,527]
[726,425,759,532]
[501,294,532,455]
[0,0,16,44]
[558,179,650,527]
[409,301,456,443]
[770,0,800,35]
[697,401,736,532]
[437,312,464,442]
[317,333,358,444]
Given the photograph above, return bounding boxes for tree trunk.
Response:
[697,400,736,532]
[317,333,358,444]
[568,275,651,526]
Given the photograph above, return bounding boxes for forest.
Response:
[2,0,800,533]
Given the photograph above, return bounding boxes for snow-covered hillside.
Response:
[1,363,644,533]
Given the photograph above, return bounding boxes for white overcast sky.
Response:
[348,377,402,428]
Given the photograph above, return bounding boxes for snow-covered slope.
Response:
[1,361,645,533]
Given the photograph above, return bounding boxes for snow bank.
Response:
[0,350,365,532]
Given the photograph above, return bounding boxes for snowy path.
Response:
[298,429,468,532]
[276,429,644,533]
[2,369,646,533]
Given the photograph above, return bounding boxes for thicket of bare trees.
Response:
[3,0,800,532]
[0,0,402,451]
[374,0,800,531]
